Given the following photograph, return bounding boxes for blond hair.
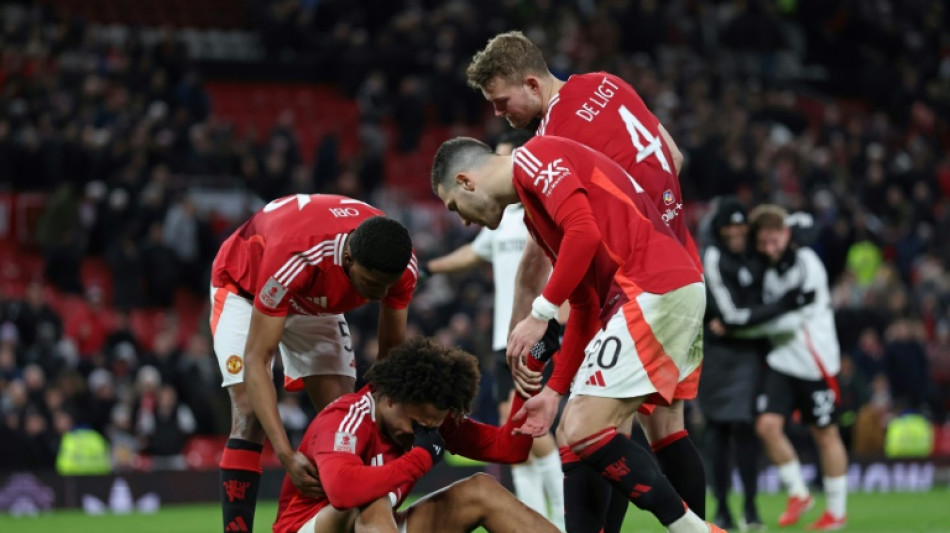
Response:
[466,31,549,90]
[749,204,789,233]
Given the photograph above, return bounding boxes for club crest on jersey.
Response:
[334,431,357,454]
[663,190,675,205]
[259,277,288,309]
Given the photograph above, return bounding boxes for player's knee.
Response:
[755,415,781,440]
[561,412,609,448]
[810,425,841,446]
[641,411,684,442]
[455,473,502,508]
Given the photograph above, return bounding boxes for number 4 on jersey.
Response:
[619,105,671,173]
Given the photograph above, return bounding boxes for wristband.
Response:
[531,295,559,321]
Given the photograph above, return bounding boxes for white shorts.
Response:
[571,282,705,406]
[210,286,355,388]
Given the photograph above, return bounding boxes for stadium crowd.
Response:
[0,0,948,474]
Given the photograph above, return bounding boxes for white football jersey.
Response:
[471,204,529,351]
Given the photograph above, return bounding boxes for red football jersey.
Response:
[211,194,417,317]
[537,72,701,271]
[273,386,532,533]
[512,136,702,300]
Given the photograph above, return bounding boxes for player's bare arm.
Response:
[426,244,485,274]
[243,309,321,497]
[377,304,408,360]
[508,190,599,364]
[508,238,550,334]
[507,237,551,396]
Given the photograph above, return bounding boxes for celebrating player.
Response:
[431,135,721,533]
[466,30,705,530]
[731,205,849,531]
[422,129,565,528]
[272,337,561,533]
[210,194,417,532]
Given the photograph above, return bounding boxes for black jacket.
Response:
[698,199,782,422]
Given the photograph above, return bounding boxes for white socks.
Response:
[535,450,566,530]
[511,462,547,518]
[824,475,847,518]
[777,460,810,499]
[666,509,707,533]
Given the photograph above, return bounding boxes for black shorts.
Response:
[757,368,839,428]
[494,349,553,404]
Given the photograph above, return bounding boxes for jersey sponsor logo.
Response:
[259,277,288,309]
[516,147,570,196]
[530,156,570,196]
[660,201,683,224]
[226,355,243,375]
[576,76,620,122]
[222,480,251,503]
[497,238,526,253]
[334,431,357,454]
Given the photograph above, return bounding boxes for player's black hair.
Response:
[430,137,494,194]
[349,216,412,274]
[495,129,533,150]
[365,337,480,415]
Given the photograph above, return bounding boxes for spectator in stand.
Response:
[140,385,196,470]
[141,222,179,309]
[175,334,221,435]
[7,281,62,353]
[87,369,118,435]
[883,319,931,412]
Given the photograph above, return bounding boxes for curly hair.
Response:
[466,31,549,90]
[349,216,412,274]
[365,337,481,415]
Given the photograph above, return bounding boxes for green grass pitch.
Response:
[2,491,948,532]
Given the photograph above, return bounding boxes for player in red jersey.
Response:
[466,31,706,530]
[432,136,724,533]
[210,194,417,533]
[273,337,562,533]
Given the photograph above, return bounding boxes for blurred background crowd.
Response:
[0,0,947,473]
